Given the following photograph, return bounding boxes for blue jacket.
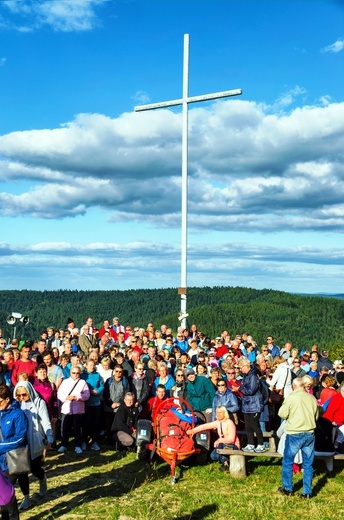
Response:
[0,401,27,471]
[212,388,239,421]
[240,367,263,414]
[81,370,104,406]
[269,344,280,358]
[152,374,175,397]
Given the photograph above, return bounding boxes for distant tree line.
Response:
[0,286,343,359]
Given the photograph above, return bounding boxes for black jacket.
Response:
[111,403,139,434]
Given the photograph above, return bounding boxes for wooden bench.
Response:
[217,448,344,479]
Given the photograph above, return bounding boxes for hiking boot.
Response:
[58,445,67,453]
[91,442,100,451]
[219,461,229,471]
[19,497,33,510]
[39,476,48,497]
[75,446,83,454]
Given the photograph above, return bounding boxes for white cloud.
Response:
[0,57,6,66]
[132,90,151,105]
[0,97,343,233]
[272,85,307,110]
[321,38,344,54]
[0,240,344,292]
[1,0,108,32]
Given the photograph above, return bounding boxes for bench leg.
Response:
[269,437,277,452]
[229,454,246,478]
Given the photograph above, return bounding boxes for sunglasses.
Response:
[217,383,226,387]
[17,393,28,397]
[71,371,80,375]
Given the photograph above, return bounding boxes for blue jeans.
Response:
[282,432,315,495]
[210,443,238,464]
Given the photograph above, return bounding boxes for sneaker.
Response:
[278,487,294,497]
[254,445,267,453]
[91,442,100,451]
[19,497,33,510]
[75,446,83,454]
[300,493,312,499]
[242,445,255,452]
[58,445,67,453]
[39,476,48,497]
[81,442,87,451]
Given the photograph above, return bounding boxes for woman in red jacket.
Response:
[323,381,344,452]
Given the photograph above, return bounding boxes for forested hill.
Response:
[0,287,344,355]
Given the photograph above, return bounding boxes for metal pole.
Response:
[134,34,242,327]
[180,34,189,329]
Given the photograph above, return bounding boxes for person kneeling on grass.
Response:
[187,406,240,471]
[111,392,139,450]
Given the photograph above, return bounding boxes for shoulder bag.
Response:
[0,424,30,476]
[269,368,289,405]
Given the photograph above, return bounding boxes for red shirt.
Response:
[11,358,37,385]
[98,327,117,340]
[216,345,229,359]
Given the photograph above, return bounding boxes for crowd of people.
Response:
[0,318,344,517]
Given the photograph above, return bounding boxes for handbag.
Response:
[269,389,284,404]
[0,424,30,476]
[6,445,31,476]
[0,470,15,506]
[269,367,289,405]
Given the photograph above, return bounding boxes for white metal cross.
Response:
[135,34,242,328]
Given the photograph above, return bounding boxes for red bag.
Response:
[159,411,194,453]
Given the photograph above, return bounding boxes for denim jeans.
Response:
[210,443,238,464]
[282,432,315,495]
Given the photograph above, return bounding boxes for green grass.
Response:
[19,447,344,520]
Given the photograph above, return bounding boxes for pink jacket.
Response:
[57,377,90,415]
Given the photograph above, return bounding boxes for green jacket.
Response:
[186,375,216,412]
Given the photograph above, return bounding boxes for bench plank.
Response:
[217,448,344,478]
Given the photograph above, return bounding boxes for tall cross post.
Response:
[135,34,242,328]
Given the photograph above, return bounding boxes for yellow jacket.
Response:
[278,387,319,434]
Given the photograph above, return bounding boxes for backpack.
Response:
[0,470,15,506]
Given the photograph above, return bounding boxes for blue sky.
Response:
[0,0,343,295]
